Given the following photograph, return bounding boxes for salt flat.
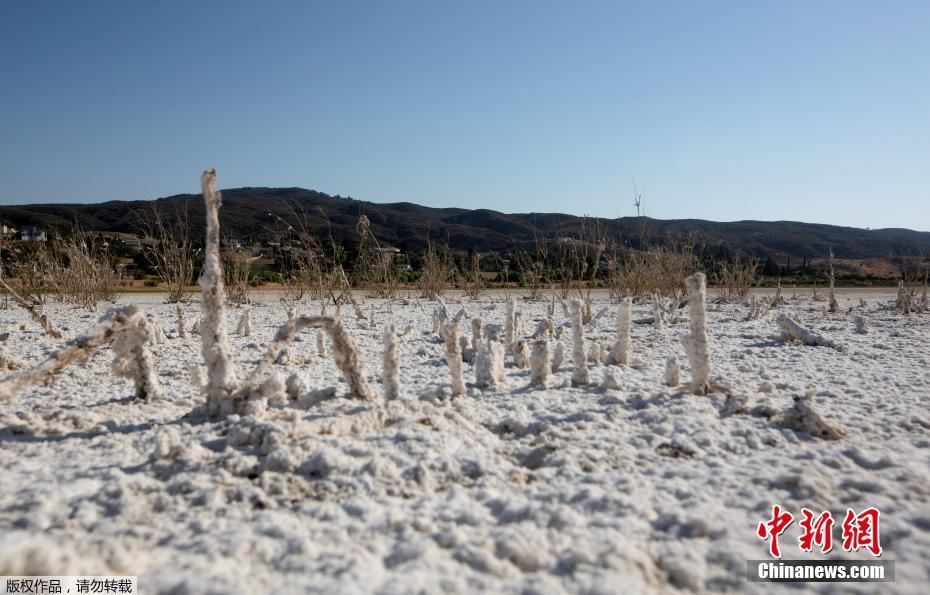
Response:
[0,290,927,594]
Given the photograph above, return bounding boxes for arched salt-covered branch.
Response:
[236,315,374,405]
[0,305,159,402]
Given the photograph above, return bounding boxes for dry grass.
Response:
[137,203,196,303]
[607,244,699,298]
[44,232,120,308]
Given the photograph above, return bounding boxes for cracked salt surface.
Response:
[0,290,927,594]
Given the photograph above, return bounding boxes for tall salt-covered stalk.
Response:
[529,339,550,388]
[827,248,839,313]
[475,340,505,390]
[681,272,711,394]
[382,323,400,400]
[440,322,465,397]
[199,169,237,415]
[176,304,187,338]
[471,318,484,349]
[504,299,516,348]
[665,356,679,387]
[237,306,252,336]
[570,299,589,386]
[606,297,631,365]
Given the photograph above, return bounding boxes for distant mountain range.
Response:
[1,187,928,261]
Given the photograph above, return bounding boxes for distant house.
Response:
[20,226,47,242]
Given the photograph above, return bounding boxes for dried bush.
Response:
[223,251,254,307]
[354,213,397,298]
[419,239,448,300]
[607,243,699,298]
[460,251,486,300]
[714,251,759,302]
[137,202,197,303]
[43,231,120,308]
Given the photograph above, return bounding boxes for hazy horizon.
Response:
[2,1,928,230]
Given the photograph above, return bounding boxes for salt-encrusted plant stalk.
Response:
[920,272,928,313]
[532,319,553,340]
[239,315,374,404]
[0,305,158,401]
[110,308,161,401]
[440,322,466,397]
[512,339,529,368]
[776,313,845,352]
[471,318,484,349]
[382,323,400,400]
[199,169,238,413]
[0,277,66,339]
[176,304,187,338]
[529,339,550,387]
[236,306,252,336]
[778,390,844,440]
[587,342,603,364]
[570,299,590,386]
[475,340,505,390]
[681,273,711,394]
[665,356,679,387]
[606,297,631,365]
[853,315,868,335]
[551,341,565,372]
[827,248,839,313]
[504,299,516,348]
[653,295,664,331]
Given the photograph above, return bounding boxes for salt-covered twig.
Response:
[0,305,157,401]
[236,307,252,336]
[776,313,845,352]
[176,304,187,338]
[532,319,553,340]
[653,295,664,331]
[0,277,66,339]
[681,273,711,394]
[827,248,839,313]
[475,340,505,390]
[109,308,161,401]
[198,169,237,413]
[471,318,484,349]
[606,297,631,365]
[570,299,589,386]
[529,340,550,388]
[778,390,844,440]
[551,341,565,372]
[382,323,400,400]
[440,322,465,397]
[512,340,529,368]
[504,299,516,348]
[665,356,679,387]
[854,315,868,335]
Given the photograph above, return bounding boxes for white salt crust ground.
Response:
[0,290,927,594]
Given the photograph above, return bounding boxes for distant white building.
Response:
[20,226,47,242]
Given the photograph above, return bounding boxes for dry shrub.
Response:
[44,231,120,308]
[354,213,397,298]
[607,244,699,298]
[137,203,196,303]
[419,239,448,300]
[223,251,254,306]
[460,251,486,300]
[713,252,759,301]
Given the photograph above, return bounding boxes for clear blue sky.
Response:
[1,1,928,229]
